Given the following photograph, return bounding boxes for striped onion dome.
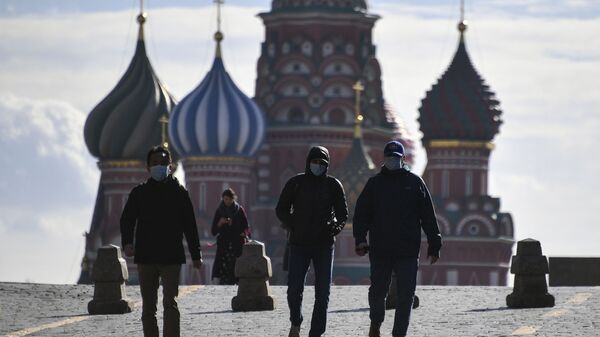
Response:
[169,32,266,158]
[84,13,176,161]
[418,21,502,143]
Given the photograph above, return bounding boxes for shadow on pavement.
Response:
[39,313,89,319]
[329,307,369,314]
[190,310,233,315]
[465,307,511,312]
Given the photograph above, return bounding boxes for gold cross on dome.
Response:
[159,115,169,148]
[353,80,365,138]
[215,0,224,32]
[353,80,364,118]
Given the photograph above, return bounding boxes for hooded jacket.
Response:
[276,146,348,246]
[120,175,202,264]
[353,166,442,258]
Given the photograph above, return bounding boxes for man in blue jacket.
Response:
[353,141,442,337]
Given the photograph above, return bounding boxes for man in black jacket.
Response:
[121,146,202,337]
[353,141,442,337]
[276,146,348,337]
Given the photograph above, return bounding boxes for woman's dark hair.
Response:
[222,188,237,199]
[146,146,172,166]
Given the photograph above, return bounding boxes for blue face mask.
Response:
[384,157,403,171]
[150,165,170,181]
[310,163,327,176]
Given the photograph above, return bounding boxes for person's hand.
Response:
[218,217,228,227]
[429,256,439,265]
[355,242,369,256]
[193,259,203,270]
[226,217,232,225]
[124,244,134,257]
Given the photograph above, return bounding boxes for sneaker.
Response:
[288,325,300,337]
[368,322,381,337]
[412,295,420,309]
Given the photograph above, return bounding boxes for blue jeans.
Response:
[369,254,418,337]
[287,243,334,337]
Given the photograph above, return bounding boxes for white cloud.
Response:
[0,93,98,195]
[0,94,96,283]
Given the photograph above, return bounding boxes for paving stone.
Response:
[0,283,598,337]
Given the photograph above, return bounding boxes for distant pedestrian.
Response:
[276,146,348,337]
[211,188,250,285]
[120,145,202,337]
[353,141,442,337]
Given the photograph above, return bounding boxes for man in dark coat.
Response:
[121,146,202,337]
[353,141,442,337]
[276,146,348,337]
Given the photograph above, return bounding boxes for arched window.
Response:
[324,62,355,76]
[199,183,207,212]
[442,170,450,197]
[480,172,487,195]
[446,270,459,285]
[289,107,305,123]
[302,41,313,56]
[328,109,346,125]
[465,170,473,196]
[322,42,334,57]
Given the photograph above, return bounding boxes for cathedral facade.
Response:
[79,1,513,286]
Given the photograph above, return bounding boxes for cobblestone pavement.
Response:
[0,283,598,336]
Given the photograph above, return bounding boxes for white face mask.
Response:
[310,163,327,176]
[384,157,403,171]
[150,165,170,181]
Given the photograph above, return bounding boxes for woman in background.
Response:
[211,188,249,285]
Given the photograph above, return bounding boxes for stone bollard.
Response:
[506,238,554,308]
[232,240,275,311]
[88,245,133,314]
[386,273,419,310]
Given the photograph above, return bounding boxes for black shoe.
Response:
[413,295,420,309]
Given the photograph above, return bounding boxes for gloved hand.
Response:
[328,221,345,236]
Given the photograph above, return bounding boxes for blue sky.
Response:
[0,0,599,284]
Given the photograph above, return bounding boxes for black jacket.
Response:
[211,203,249,254]
[276,146,348,246]
[120,175,202,264]
[353,166,442,258]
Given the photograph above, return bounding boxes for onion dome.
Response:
[418,20,502,143]
[168,30,266,158]
[84,12,176,161]
[272,0,367,13]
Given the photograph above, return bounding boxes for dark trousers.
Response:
[138,264,182,337]
[368,254,418,337]
[287,243,334,337]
